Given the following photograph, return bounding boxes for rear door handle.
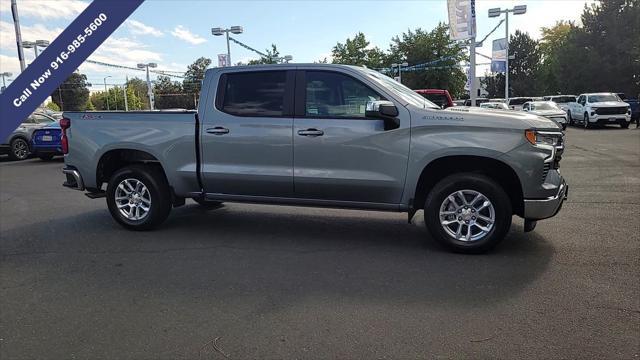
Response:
[206,126,229,135]
[297,128,324,137]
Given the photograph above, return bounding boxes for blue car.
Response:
[31,121,62,161]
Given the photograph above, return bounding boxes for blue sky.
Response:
[0,0,593,92]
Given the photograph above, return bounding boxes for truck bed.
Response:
[62,111,200,195]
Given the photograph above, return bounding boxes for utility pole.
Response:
[470,39,476,106]
[211,26,244,66]
[103,76,111,110]
[11,0,26,72]
[138,63,157,110]
[489,5,527,101]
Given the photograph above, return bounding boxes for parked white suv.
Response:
[567,93,632,128]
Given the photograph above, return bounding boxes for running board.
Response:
[85,191,106,199]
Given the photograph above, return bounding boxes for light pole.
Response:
[489,5,527,101]
[211,26,243,66]
[137,63,157,109]
[391,62,409,84]
[1,72,12,93]
[21,40,49,61]
[103,76,111,110]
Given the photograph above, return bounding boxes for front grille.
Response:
[595,107,627,115]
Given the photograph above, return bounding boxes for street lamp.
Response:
[391,62,409,84]
[137,62,157,110]
[22,39,49,59]
[1,72,12,93]
[103,76,112,110]
[211,25,243,66]
[488,5,527,101]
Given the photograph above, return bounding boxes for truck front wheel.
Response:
[106,165,172,230]
[424,173,512,253]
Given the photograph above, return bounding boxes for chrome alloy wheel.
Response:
[114,178,151,221]
[439,190,495,242]
[12,139,28,160]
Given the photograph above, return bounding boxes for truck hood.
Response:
[439,106,561,130]
[590,101,629,107]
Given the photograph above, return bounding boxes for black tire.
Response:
[567,111,573,126]
[562,123,567,130]
[106,164,172,230]
[583,113,591,129]
[424,173,512,254]
[38,154,54,161]
[9,138,29,161]
[192,197,223,209]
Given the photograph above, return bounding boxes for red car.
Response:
[414,89,454,108]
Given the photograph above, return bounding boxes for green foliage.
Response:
[183,57,211,95]
[45,101,60,111]
[126,78,151,109]
[388,24,468,98]
[331,32,388,68]
[481,73,505,99]
[508,30,541,96]
[90,85,144,111]
[85,99,95,111]
[50,72,90,111]
[155,75,195,109]
[248,44,282,65]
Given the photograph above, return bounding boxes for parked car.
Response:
[480,102,510,110]
[0,112,57,160]
[543,95,577,113]
[523,101,567,130]
[61,64,567,254]
[463,98,489,106]
[489,98,507,103]
[31,121,62,161]
[453,99,466,106]
[616,93,639,123]
[567,93,632,128]
[414,89,454,108]
[507,97,533,111]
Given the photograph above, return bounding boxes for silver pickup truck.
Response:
[61,64,567,253]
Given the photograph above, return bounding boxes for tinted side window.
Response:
[221,71,286,116]
[423,94,447,108]
[305,71,383,118]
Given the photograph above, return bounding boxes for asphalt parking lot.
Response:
[1,126,639,359]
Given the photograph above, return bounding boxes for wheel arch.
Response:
[412,155,524,217]
[96,149,169,191]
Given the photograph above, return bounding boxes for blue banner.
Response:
[491,38,507,73]
[0,0,144,140]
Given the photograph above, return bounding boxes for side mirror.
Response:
[366,100,400,130]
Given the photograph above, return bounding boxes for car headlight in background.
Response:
[525,130,563,147]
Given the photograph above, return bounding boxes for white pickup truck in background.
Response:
[566,92,632,128]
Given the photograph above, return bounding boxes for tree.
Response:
[508,30,541,96]
[126,77,151,109]
[154,76,194,109]
[481,73,505,99]
[45,102,60,111]
[388,24,467,98]
[538,21,574,94]
[183,57,211,96]
[331,32,388,68]
[248,44,282,65]
[50,72,90,111]
[89,86,143,110]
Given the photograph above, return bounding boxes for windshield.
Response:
[588,94,620,102]
[551,96,576,103]
[530,102,560,110]
[509,98,532,105]
[363,69,439,109]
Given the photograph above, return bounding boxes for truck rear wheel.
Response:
[424,173,512,253]
[106,165,172,230]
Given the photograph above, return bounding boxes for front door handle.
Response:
[206,126,229,135]
[297,128,324,137]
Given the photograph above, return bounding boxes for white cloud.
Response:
[127,19,163,37]
[170,25,206,45]
[0,54,21,77]
[0,0,89,19]
[0,21,64,54]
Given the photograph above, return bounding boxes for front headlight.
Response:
[525,130,563,147]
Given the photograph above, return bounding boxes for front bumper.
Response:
[62,166,85,191]
[524,180,568,220]
[589,114,631,125]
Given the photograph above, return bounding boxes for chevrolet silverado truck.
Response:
[567,93,632,128]
[61,64,567,253]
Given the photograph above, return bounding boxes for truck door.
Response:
[292,70,410,204]
[200,70,295,197]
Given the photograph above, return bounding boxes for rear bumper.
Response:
[32,145,62,155]
[62,166,85,191]
[524,180,568,220]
